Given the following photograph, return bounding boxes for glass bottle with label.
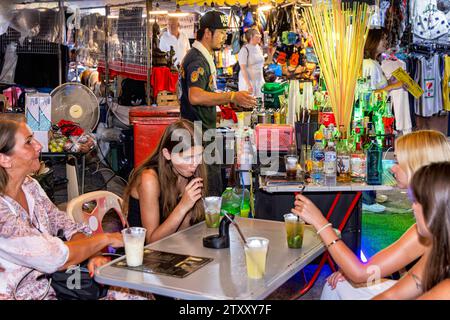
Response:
[351,136,367,182]
[324,140,337,184]
[337,129,351,182]
[366,130,383,185]
[311,136,325,184]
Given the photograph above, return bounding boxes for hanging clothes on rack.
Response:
[414,54,443,117]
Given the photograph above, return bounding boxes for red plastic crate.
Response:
[255,124,294,152]
[129,106,180,167]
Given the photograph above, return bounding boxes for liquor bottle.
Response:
[351,135,367,182]
[366,130,383,185]
[311,133,325,184]
[337,129,351,182]
[324,139,337,184]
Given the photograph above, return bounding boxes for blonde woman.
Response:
[374,162,450,299]
[238,28,265,98]
[291,130,450,300]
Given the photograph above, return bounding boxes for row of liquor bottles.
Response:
[304,122,383,185]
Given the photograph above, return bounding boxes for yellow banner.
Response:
[178,0,277,6]
[391,67,424,99]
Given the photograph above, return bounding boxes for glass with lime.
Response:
[283,213,305,249]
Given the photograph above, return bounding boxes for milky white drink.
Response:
[121,227,146,267]
[244,237,269,279]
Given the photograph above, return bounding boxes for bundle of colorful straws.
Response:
[304,1,371,132]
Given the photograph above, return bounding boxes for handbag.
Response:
[14,229,112,300]
[40,262,109,300]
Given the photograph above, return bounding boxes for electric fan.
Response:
[51,82,100,132]
[50,83,100,201]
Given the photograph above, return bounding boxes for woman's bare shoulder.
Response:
[139,169,160,193]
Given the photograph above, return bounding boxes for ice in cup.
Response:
[121,227,147,267]
[203,197,222,228]
[285,155,299,180]
[284,213,305,249]
[244,237,269,279]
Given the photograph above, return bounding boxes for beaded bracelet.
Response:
[316,223,332,235]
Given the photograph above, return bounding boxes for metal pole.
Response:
[105,5,110,99]
[146,0,153,106]
[58,0,64,85]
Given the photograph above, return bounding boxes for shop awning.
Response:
[177,0,292,6]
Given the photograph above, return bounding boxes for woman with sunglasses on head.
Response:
[122,119,207,244]
[291,130,450,300]
[374,162,450,299]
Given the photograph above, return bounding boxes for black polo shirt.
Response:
[179,47,217,130]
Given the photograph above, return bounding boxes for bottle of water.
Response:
[311,139,325,184]
[324,140,337,185]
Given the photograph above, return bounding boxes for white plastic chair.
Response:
[66,191,127,235]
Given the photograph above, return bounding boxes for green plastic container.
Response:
[261,82,287,110]
[235,186,251,218]
[220,187,241,216]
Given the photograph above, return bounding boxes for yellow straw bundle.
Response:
[304,1,371,132]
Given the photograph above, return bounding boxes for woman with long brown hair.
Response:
[122,119,207,243]
[374,162,450,299]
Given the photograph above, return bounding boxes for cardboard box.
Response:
[25,93,52,131]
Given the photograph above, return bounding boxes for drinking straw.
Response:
[223,212,248,246]
[304,1,370,133]
[294,184,306,221]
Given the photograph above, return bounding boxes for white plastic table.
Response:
[95,217,325,300]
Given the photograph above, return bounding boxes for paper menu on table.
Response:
[391,67,424,99]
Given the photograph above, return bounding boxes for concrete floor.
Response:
[48,153,412,300]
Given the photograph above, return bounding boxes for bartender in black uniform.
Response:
[179,10,256,195]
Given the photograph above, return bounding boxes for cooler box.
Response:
[129,106,180,167]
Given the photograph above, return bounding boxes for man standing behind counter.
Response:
[179,10,256,131]
[179,10,256,195]
[159,17,190,67]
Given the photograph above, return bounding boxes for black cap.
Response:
[199,10,228,30]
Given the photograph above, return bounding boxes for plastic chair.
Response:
[0,94,9,112]
[66,191,127,235]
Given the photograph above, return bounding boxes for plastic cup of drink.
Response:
[121,227,147,267]
[244,237,269,279]
[285,155,299,180]
[203,197,222,228]
[283,213,305,249]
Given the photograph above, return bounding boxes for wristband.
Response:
[316,223,332,235]
[326,238,342,249]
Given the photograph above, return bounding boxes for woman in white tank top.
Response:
[238,28,265,98]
